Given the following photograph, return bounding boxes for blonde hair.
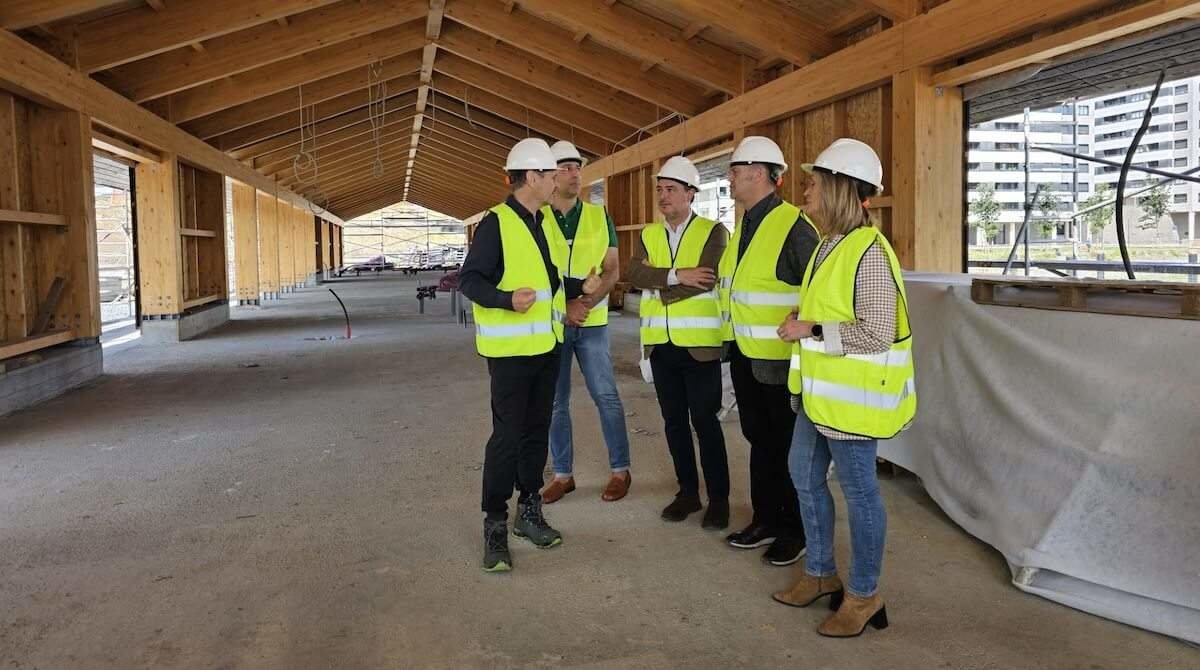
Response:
[813,171,877,237]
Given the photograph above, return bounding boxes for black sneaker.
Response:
[701,498,730,530]
[763,536,807,566]
[482,518,512,573]
[661,493,703,522]
[513,497,563,548]
[726,522,776,549]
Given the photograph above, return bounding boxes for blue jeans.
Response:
[550,325,631,476]
[788,409,886,597]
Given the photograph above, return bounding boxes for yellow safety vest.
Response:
[542,201,611,327]
[788,226,916,439]
[638,216,724,348]
[473,203,566,358]
[717,201,815,360]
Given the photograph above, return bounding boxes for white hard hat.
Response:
[802,138,883,192]
[655,155,701,190]
[730,136,787,174]
[550,140,587,167]
[505,138,558,172]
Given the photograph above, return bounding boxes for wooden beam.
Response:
[512,0,741,93]
[256,191,280,294]
[0,29,340,221]
[212,80,422,154]
[261,115,418,180]
[0,1,124,30]
[426,0,447,40]
[826,8,879,36]
[104,0,428,103]
[75,0,344,72]
[135,155,184,316]
[438,25,658,130]
[0,330,73,360]
[661,0,839,62]
[891,66,962,271]
[0,209,67,226]
[236,98,419,165]
[231,181,261,301]
[162,20,427,123]
[443,0,710,115]
[854,0,920,23]
[91,128,161,163]
[933,0,1200,87]
[581,0,1119,184]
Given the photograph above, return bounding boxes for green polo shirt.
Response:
[551,199,618,247]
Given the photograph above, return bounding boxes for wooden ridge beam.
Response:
[182,53,421,140]
[104,0,428,103]
[212,76,421,153]
[443,0,707,115]
[161,20,427,123]
[434,53,635,145]
[512,0,741,94]
[660,0,840,63]
[438,25,659,129]
[581,0,1127,184]
[0,27,340,222]
[429,72,609,155]
[75,0,343,72]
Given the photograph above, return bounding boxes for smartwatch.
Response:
[811,324,824,339]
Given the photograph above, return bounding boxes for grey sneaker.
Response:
[482,518,512,572]
[513,497,563,548]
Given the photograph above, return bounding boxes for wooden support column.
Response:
[334,225,343,269]
[318,218,330,277]
[291,205,307,287]
[256,190,279,298]
[135,154,185,317]
[277,198,295,291]
[231,181,260,305]
[891,67,963,272]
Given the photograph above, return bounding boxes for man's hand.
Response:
[511,287,538,313]
[566,298,590,326]
[581,266,602,295]
[675,266,716,289]
[776,309,814,342]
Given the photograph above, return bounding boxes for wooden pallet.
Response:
[971,277,1200,321]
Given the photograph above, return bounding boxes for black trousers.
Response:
[728,346,804,538]
[481,347,560,519]
[649,342,730,500]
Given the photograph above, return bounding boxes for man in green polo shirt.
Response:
[540,141,633,504]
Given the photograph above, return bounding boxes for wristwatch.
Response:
[811,324,823,339]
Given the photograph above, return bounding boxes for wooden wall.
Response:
[257,192,279,295]
[0,90,99,360]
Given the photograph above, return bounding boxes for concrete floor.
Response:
[0,273,1194,669]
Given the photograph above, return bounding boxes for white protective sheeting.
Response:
[883,274,1200,644]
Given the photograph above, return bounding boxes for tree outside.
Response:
[1137,183,1171,236]
[1079,183,1114,252]
[1033,184,1062,239]
[969,182,1002,245]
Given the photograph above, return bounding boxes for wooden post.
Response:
[277,198,295,291]
[256,191,279,298]
[318,219,330,277]
[231,181,260,304]
[891,66,963,272]
[135,155,184,317]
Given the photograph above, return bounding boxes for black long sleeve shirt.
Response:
[459,195,573,309]
[737,193,820,286]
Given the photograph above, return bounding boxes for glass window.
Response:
[1173,193,1187,203]
[1175,157,1188,167]
[1174,121,1188,131]
[1078,125,1090,135]
[1175,139,1189,149]
[1078,104,1090,115]
[1174,84,1189,95]
[1176,103,1190,113]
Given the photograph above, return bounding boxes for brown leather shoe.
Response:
[541,477,575,504]
[600,472,631,502]
[818,592,888,637]
[772,573,843,609]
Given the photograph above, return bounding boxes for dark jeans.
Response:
[481,347,561,519]
[728,346,804,538]
[650,342,729,500]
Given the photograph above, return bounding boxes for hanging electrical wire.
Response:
[292,84,319,186]
[367,60,388,179]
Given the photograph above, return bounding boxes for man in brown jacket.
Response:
[626,156,731,529]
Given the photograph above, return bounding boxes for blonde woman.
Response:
[772,138,917,637]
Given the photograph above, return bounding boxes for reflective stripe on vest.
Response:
[717,202,815,360]
[472,204,566,358]
[787,226,917,439]
[542,202,611,327]
[638,217,724,348]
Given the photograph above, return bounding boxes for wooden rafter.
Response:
[853,0,921,23]
[661,0,840,63]
[512,0,741,93]
[0,1,126,30]
[103,0,427,103]
[74,0,344,72]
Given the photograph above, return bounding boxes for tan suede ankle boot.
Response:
[771,573,844,609]
[818,592,888,637]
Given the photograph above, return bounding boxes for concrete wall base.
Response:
[140,302,231,343]
[0,340,103,418]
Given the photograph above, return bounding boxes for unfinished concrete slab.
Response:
[0,275,1193,669]
[0,341,102,418]
[139,302,232,344]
